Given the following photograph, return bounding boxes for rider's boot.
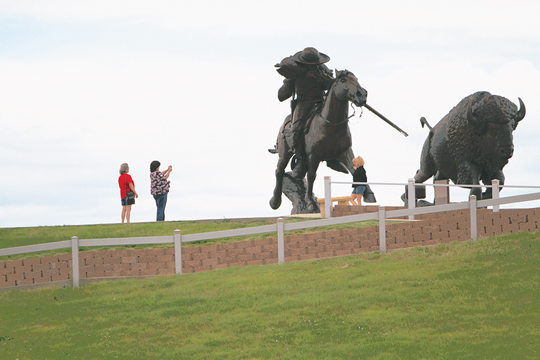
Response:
[292,158,306,179]
[292,142,307,179]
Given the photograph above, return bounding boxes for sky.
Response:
[1,0,539,228]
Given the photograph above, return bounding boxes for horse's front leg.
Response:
[269,150,292,210]
[305,157,320,212]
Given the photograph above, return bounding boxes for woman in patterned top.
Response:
[150,160,172,221]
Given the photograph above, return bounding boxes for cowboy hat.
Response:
[292,47,330,65]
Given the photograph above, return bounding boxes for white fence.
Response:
[324,177,540,219]
[2,185,540,288]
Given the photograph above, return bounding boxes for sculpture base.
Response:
[400,192,434,207]
[282,172,320,215]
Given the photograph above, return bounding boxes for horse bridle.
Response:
[322,74,363,125]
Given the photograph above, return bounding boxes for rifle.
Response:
[364,104,409,137]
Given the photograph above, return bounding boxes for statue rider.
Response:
[275,47,334,179]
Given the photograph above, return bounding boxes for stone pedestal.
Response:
[282,172,320,214]
[434,180,450,205]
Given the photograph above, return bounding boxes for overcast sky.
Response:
[1,0,539,228]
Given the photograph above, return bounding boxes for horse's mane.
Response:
[316,69,355,111]
[329,69,354,88]
[336,69,353,77]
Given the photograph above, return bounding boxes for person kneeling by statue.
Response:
[275,47,334,178]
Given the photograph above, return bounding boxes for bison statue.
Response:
[409,91,526,201]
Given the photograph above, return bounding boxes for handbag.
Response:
[125,175,135,205]
[126,191,135,205]
[363,184,376,203]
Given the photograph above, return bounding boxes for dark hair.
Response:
[150,160,161,172]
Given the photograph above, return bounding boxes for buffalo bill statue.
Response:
[274,47,335,179]
[407,91,526,202]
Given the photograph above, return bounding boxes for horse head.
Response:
[332,69,368,107]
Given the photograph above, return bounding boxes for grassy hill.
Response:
[1,231,539,359]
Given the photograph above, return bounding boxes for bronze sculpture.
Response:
[274,47,335,179]
[270,47,408,213]
[269,65,368,212]
[406,91,526,202]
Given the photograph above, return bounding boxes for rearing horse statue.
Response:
[270,70,368,212]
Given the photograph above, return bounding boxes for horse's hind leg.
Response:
[269,150,292,210]
[304,157,320,212]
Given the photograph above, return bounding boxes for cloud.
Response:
[2,0,540,40]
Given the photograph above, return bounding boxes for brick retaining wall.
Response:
[2,207,539,290]
[1,254,72,287]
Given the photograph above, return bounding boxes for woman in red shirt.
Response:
[118,163,138,223]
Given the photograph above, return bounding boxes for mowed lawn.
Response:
[1,231,539,359]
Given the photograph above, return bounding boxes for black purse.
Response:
[125,175,135,205]
[363,184,377,203]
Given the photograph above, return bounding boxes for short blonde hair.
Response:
[352,156,364,167]
[119,163,129,175]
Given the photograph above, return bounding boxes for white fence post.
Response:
[71,236,80,288]
[379,207,386,254]
[492,179,500,213]
[408,178,415,220]
[469,195,478,242]
[277,218,285,264]
[174,230,182,275]
[324,176,332,218]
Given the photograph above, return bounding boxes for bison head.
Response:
[467,95,526,132]
[466,95,526,161]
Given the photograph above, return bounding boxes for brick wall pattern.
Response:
[2,207,539,289]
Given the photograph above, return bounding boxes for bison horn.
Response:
[515,97,526,122]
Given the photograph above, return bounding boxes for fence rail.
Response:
[2,186,540,288]
[0,240,72,257]
[324,177,540,218]
[79,236,174,247]
[181,225,277,243]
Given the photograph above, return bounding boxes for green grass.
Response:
[0,219,379,261]
[1,231,539,359]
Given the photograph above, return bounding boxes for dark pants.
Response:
[291,101,314,146]
[153,193,168,221]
